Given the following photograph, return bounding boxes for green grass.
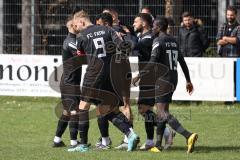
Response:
[0,96,240,160]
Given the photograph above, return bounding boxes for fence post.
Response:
[229,0,235,6]
[22,0,32,54]
[139,0,143,13]
[31,0,35,55]
[218,0,226,29]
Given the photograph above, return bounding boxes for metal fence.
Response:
[1,0,238,55]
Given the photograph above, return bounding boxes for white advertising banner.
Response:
[172,58,235,101]
[0,55,236,101]
[0,54,62,97]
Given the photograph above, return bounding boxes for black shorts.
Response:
[81,72,123,106]
[137,86,155,106]
[155,92,174,103]
[61,95,80,111]
[110,55,132,98]
[60,77,81,111]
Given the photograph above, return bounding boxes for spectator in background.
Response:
[141,6,155,22]
[178,12,209,57]
[216,6,240,57]
[217,6,240,106]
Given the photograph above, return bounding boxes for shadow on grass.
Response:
[167,146,240,153]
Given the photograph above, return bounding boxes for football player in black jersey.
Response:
[134,17,197,153]
[132,13,160,152]
[95,12,129,149]
[152,17,177,150]
[68,10,139,152]
[95,12,136,150]
[53,15,82,148]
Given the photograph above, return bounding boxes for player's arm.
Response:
[121,25,138,46]
[178,53,194,95]
[68,40,78,55]
[76,35,87,55]
[109,28,123,47]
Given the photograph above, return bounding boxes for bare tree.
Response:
[22,0,32,54]
[165,0,173,18]
[40,0,70,54]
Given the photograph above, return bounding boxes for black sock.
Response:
[156,119,166,147]
[55,114,70,138]
[69,114,79,141]
[167,114,192,139]
[144,110,156,140]
[130,123,134,128]
[107,112,131,136]
[97,115,109,137]
[78,109,89,144]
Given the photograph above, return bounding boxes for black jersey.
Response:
[134,31,154,86]
[135,31,154,66]
[62,33,82,85]
[77,25,122,76]
[150,32,191,85]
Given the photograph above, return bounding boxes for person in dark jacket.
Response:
[178,12,209,57]
[216,6,240,57]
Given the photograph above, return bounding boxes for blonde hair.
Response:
[74,10,90,20]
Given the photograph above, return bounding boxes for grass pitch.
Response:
[0,96,240,160]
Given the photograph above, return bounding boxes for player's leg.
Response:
[163,126,176,150]
[105,106,139,151]
[156,100,197,153]
[111,55,134,149]
[95,106,112,149]
[120,96,133,125]
[138,104,156,150]
[69,110,79,147]
[78,101,90,144]
[137,85,157,151]
[115,96,133,150]
[53,108,70,147]
[165,107,197,153]
[155,103,168,150]
[68,100,90,152]
[68,97,80,147]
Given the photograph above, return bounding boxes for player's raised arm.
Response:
[109,27,123,46]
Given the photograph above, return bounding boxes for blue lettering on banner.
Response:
[237,59,240,101]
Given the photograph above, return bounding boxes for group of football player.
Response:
[52,6,198,153]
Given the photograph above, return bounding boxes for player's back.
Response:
[153,33,180,85]
[78,25,121,59]
[154,33,179,71]
[77,25,122,79]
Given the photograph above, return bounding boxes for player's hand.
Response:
[132,74,140,86]
[186,82,194,95]
[116,32,123,40]
[121,25,130,33]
